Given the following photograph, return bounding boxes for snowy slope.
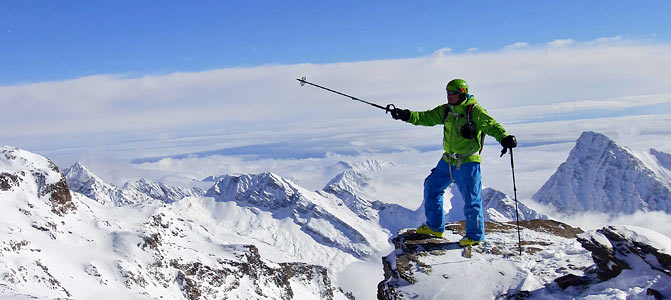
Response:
[378,221,671,299]
[1,146,352,300]
[204,172,392,260]
[533,131,671,214]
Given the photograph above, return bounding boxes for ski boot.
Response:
[459,237,482,247]
[415,224,444,238]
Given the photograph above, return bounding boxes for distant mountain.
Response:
[205,172,391,259]
[321,168,422,235]
[482,188,548,222]
[650,148,671,174]
[64,162,204,206]
[0,146,352,299]
[445,186,545,223]
[533,131,671,215]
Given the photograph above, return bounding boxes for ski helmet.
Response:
[446,79,469,94]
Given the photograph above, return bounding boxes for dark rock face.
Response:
[0,172,22,190]
[33,164,76,216]
[1,147,75,216]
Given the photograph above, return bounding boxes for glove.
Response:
[501,135,517,148]
[390,108,410,121]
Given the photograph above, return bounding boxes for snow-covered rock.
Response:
[378,220,590,299]
[532,131,671,215]
[378,220,671,299]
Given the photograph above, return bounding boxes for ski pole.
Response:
[297,77,396,113]
[501,146,523,255]
[510,148,523,255]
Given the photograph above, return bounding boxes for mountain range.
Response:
[2,129,671,299]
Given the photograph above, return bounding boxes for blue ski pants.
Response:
[423,159,485,241]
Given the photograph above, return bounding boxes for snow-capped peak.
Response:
[206,172,302,209]
[350,159,394,172]
[532,131,671,215]
[481,188,548,222]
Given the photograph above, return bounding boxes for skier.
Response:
[390,79,517,246]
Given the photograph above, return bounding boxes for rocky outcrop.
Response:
[575,226,671,282]
[377,220,586,299]
[1,146,75,216]
[378,221,671,300]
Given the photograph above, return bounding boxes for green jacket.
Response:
[407,97,507,166]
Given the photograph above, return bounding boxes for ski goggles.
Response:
[447,90,461,95]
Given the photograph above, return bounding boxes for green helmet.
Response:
[446,79,469,94]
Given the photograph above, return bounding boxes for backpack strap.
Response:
[443,103,486,154]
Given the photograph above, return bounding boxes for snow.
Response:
[616,225,671,256]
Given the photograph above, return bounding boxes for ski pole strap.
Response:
[443,151,478,170]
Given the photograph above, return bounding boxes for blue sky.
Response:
[2,1,671,85]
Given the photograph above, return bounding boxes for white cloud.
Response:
[503,42,530,50]
[546,38,575,48]
[431,47,452,57]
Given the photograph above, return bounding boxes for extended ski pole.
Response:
[297,77,396,113]
[510,148,523,255]
[501,146,523,255]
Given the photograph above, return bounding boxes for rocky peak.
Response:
[532,131,671,214]
[1,146,75,216]
[650,148,671,170]
[206,172,305,209]
[64,162,122,206]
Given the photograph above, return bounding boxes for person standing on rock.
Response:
[390,79,517,246]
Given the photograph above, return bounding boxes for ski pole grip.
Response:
[385,104,396,114]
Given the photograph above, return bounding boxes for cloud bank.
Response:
[3,37,671,156]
